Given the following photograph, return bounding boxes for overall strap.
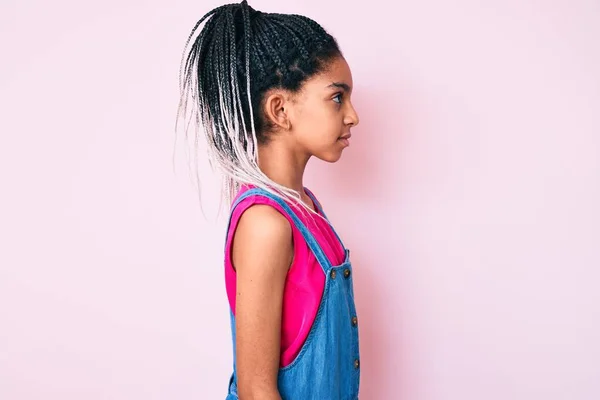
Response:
[225,188,332,272]
[303,187,346,251]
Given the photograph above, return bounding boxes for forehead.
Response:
[302,56,353,90]
[321,57,353,83]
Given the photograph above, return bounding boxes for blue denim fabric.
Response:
[224,188,360,400]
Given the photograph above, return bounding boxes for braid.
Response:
[247,34,268,79]
[269,18,310,60]
[176,0,341,209]
[259,18,288,60]
[240,3,259,175]
[225,8,248,146]
[292,14,329,43]
[178,5,226,92]
[254,17,287,81]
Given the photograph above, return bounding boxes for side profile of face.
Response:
[262,56,360,163]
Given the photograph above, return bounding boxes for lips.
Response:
[338,132,351,147]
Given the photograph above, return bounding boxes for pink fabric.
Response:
[224,186,345,367]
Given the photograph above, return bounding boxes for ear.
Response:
[263,89,291,131]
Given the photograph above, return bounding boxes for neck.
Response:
[257,140,310,195]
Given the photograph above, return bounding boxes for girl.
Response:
[177,1,360,398]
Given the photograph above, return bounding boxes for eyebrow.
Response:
[327,82,352,92]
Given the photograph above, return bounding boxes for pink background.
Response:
[1,0,599,399]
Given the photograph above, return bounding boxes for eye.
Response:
[332,93,343,104]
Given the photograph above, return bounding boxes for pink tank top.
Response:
[224,185,345,367]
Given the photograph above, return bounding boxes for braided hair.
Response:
[176,0,341,209]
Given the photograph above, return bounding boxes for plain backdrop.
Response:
[1,0,599,399]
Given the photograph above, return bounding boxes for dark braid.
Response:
[269,18,310,60]
[177,0,341,205]
[259,18,308,87]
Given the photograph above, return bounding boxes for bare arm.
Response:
[232,205,293,400]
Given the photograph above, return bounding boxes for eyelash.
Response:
[333,93,343,105]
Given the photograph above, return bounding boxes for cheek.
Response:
[292,102,341,148]
[302,105,339,133]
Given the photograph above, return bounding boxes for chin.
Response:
[315,150,344,163]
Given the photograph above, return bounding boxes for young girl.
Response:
[177,1,360,398]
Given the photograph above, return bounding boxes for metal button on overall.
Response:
[330,270,337,279]
[343,268,351,278]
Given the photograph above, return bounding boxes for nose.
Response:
[344,103,360,127]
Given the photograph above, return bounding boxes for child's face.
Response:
[287,56,360,163]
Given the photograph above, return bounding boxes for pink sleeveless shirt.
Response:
[224,186,345,367]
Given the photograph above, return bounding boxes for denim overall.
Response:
[225,188,360,400]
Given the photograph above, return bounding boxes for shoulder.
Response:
[231,194,294,273]
[236,203,291,241]
[232,203,293,275]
